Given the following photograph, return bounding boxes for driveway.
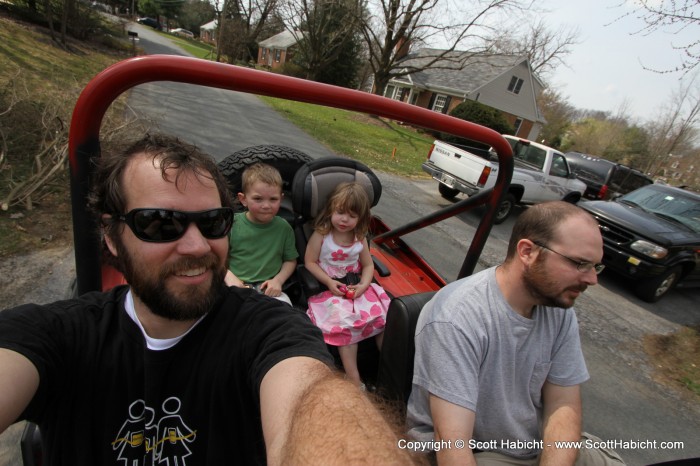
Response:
[0,23,698,466]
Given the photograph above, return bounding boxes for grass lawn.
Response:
[260,96,435,178]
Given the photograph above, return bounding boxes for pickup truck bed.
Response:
[423,136,586,223]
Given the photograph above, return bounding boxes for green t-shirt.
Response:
[228,212,298,283]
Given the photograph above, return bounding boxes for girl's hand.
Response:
[351,282,370,299]
[327,280,346,296]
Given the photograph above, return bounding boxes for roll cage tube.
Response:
[69,55,514,295]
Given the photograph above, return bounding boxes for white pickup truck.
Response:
[422,135,586,223]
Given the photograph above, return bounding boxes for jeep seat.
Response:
[375,291,436,414]
[291,157,382,297]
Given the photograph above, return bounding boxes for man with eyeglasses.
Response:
[407,201,624,466]
[0,134,414,465]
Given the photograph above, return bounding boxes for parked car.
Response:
[564,152,653,200]
[578,184,700,302]
[422,136,585,223]
[136,17,161,30]
[170,28,194,39]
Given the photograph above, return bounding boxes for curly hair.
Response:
[87,133,233,261]
[313,182,371,240]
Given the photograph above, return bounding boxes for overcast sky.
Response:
[538,0,698,124]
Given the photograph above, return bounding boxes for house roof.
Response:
[258,30,299,49]
[200,19,217,31]
[394,49,531,95]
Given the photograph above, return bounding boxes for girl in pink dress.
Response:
[305,182,390,387]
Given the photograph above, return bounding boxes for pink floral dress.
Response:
[306,234,390,346]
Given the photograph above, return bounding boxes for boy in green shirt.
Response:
[225,163,298,305]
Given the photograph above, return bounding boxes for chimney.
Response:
[395,36,410,60]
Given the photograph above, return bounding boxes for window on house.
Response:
[275,49,281,62]
[507,76,524,94]
[262,49,267,60]
[432,94,448,113]
[513,118,523,135]
[384,85,396,99]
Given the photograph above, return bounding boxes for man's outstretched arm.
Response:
[0,348,39,433]
[261,356,417,465]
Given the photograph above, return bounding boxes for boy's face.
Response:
[239,181,282,224]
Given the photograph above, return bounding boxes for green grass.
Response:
[260,97,435,178]
[162,33,216,59]
[645,325,700,399]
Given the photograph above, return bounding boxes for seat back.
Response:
[291,157,382,258]
[375,291,436,411]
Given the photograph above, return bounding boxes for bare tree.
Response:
[281,0,364,81]
[536,88,576,147]
[360,0,527,96]
[216,0,281,63]
[643,74,700,175]
[617,0,700,74]
[490,20,581,82]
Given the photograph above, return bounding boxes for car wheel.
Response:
[217,145,312,210]
[438,182,459,200]
[494,193,516,225]
[634,265,683,303]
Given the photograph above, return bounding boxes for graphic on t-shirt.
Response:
[112,397,197,466]
[112,400,156,466]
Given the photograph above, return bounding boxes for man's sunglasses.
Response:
[115,208,234,243]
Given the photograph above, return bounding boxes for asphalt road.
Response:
[0,22,698,466]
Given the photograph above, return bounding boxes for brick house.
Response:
[384,50,546,140]
[200,19,217,44]
[257,30,299,70]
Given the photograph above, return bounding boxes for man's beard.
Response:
[113,238,227,321]
[523,255,587,309]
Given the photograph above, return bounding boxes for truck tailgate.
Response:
[429,143,491,186]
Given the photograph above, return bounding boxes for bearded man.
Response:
[406,201,625,466]
[0,133,414,465]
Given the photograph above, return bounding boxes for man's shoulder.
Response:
[419,268,498,325]
[437,267,496,302]
[217,287,306,323]
[6,286,127,317]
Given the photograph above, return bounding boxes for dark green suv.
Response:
[578,184,700,302]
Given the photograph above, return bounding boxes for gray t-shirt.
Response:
[406,267,589,459]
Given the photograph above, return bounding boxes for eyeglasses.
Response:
[115,208,234,243]
[533,241,605,274]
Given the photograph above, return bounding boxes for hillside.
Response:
[0,13,130,257]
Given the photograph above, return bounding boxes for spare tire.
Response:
[218,145,313,210]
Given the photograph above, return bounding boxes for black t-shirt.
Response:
[0,285,333,465]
